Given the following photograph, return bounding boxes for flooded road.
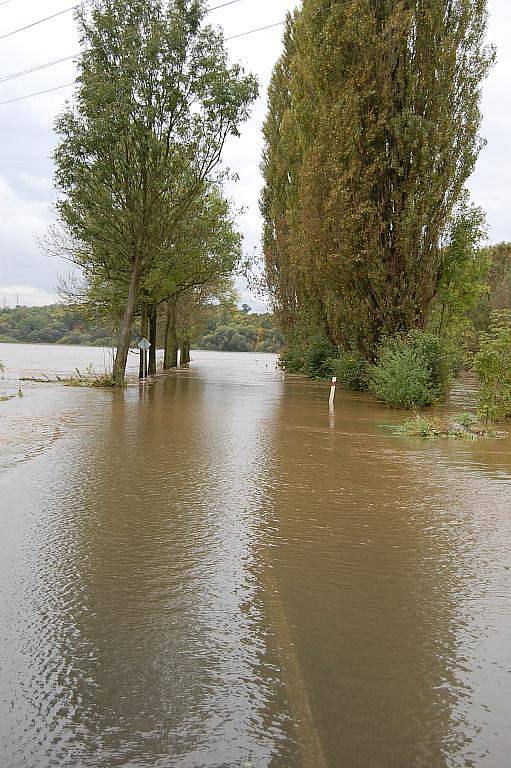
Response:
[1,344,511,767]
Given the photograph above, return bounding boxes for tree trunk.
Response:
[113,260,140,387]
[181,339,191,365]
[139,302,148,379]
[163,298,178,369]
[148,304,157,375]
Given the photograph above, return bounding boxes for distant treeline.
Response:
[196,304,284,353]
[0,303,284,354]
[0,305,114,347]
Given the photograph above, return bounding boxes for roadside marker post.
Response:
[329,376,337,408]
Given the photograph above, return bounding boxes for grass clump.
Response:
[390,412,497,439]
[370,331,452,409]
[59,365,117,388]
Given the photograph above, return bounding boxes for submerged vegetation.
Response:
[390,413,499,440]
[60,368,117,388]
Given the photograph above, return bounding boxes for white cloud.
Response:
[0,175,60,303]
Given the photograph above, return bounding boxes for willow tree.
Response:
[142,185,243,369]
[262,0,494,358]
[54,0,257,385]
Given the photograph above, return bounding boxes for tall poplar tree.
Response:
[262,0,494,359]
[260,14,302,332]
[54,0,257,385]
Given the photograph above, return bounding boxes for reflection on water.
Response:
[0,346,510,768]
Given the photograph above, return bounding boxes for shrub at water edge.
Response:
[370,331,452,409]
[330,352,370,391]
[280,334,337,378]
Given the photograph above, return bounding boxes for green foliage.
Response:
[143,187,244,308]
[279,339,307,373]
[53,0,258,384]
[435,201,489,330]
[398,416,447,438]
[0,301,284,355]
[280,334,336,378]
[330,352,369,392]
[370,331,452,409]
[428,200,489,366]
[197,304,284,353]
[472,310,511,423]
[456,412,480,429]
[470,243,511,337]
[392,413,493,439]
[305,336,337,379]
[262,0,494,362]
[200,325,252,352]
[0,305,114,346]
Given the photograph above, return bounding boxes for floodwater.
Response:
[1,343,510,768]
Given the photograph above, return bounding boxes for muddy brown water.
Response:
[1,344,510,768]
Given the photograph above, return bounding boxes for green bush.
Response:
[279,340,306,373]
[472,309,511,422]
[280,334,337,378]
[330,352,369,391]
[305,336,337,378]
[370,331,452,409]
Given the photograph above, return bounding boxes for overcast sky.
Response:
[0,0,510,309]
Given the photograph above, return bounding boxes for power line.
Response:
[0,54,77,83]
[0,0,245,42]
[209,0,246,9]
[0,0,248,84]
[226,20,284,41]
[0,81,75,104]
[0,18,285,84]
[0,15,288,105]
[0,5,77,40]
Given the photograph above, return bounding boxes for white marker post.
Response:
[137,337,151,380]
[329,376,337,408]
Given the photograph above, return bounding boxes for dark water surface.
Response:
[1,345,510,767]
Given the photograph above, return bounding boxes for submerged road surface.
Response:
[1,346,511,767]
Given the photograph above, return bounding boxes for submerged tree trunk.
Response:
[180,339,191,365]
[148,304,157,375]
[163,298,178,369]
[139,302,148,379]
[113,259,140,387]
